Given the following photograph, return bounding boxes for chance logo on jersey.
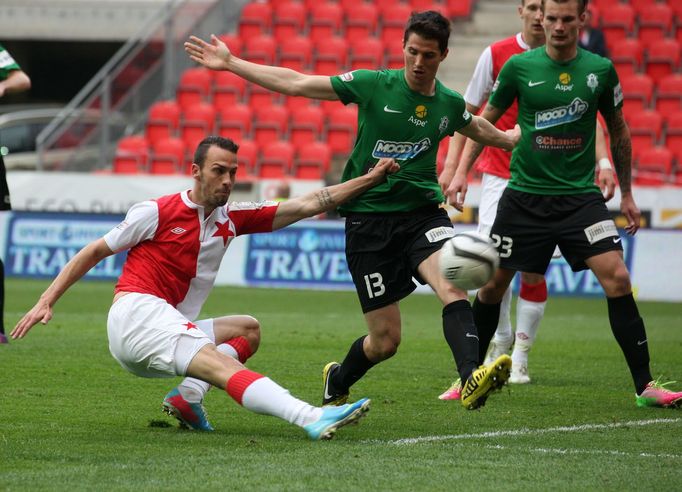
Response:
[372,138,431,160]
[535,98,588,129]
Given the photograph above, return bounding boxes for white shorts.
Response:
[107,293,214,378]
[477,173,509,236]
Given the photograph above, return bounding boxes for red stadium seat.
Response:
[283,95,318,113]
[343,3,379,40]
[113,135,149,174]
[217,33,242,58]
[243,34,277,66]
[258,140,295,178]
[380,3,413,46]
[238,2,272,41]
[313,36,349,75]
[325,104,358,155]
[176,68,212,111]
[150,137,186,175]
[253,104,289,147]
[290,105,325,149]
[179,103,216,150]
[236,139,258,177]
[601,4,635,49]
[635,3,673,48]
[272,1,307,44]
[216,103,252,142]
[620,73,654,112]
[145,100,181,146]
[279,36,313,73]
[409,0,447,15]
[447,0,473,20]
[644,39,680,85]
[385,41,404,69]
[662,112,682,159]
[309,3,343,44]
[591,0,620,8]
[610,38,643,78]
[625,109,663,158]
[349,37,385,71]
[293,141,332,179]
[212,71,247,108]
[655,74,682,118]
[635,146,673,185]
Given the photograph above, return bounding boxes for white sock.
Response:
[177,343,238,403]
[241,378,323,428]
[512,297,546,365]
[491,287,514,349]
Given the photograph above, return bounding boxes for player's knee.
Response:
[242,315,261,354]
[607,266,632,296]
[370,334,401,360]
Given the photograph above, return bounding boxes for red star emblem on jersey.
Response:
[183,321,197,330]
[212,221,235,246]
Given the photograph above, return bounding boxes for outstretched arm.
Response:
[185,34,338,100]
[11,238,115,339]
[602,108,640,235]
[272,158,400,229]
[445,104,508,210]
[438,102,481,196]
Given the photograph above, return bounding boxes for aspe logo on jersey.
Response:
[409,105,428,127]
[372,138,431,160]
[535,97,589,129]
[555,72,573,92]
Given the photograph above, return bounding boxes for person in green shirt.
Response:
[185,11,520,411]
[457,0,682,408]
[0,43,31,344]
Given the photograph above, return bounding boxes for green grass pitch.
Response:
[2,279,681,490]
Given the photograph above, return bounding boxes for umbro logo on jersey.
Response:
[528,80,546,87]
[383,105,402,113]
[170,227,187,234]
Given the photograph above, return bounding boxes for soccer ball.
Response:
[439,231,500,290]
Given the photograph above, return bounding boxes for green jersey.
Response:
[0,43,21,80]
[330,69,472,213]
[489,47,622,195]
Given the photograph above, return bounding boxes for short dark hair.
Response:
[541,0,588,15]
[193,135,239,167]
[403,10,451,54]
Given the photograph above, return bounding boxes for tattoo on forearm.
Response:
[604,111,632,193]
[315,188,334,208]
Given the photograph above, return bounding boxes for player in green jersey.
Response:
[458,0,682,408]
[0,43,31,344]
[185,11,520,411]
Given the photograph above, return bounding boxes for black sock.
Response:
[333,336,376,393]
[442,300,479,382]
[0,258,4,335]
[472,295,501,364]
[607,293,652,394]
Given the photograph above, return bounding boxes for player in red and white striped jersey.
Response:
[12,136,399,439]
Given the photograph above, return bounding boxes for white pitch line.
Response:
[482,443,682,460]
[364,417,681,446]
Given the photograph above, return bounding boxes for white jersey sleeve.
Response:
[463,46,494,109]
[103,200,159,253]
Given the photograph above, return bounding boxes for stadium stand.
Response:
[309,3,344,43]
[149,137,186,175]
[216,103,252,142]
[258,140,295,178]
[145,100,181,147]
[113,135,149,174]
[293,141,332,180]
[176,68,212,111]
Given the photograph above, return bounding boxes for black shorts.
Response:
[491,189,623,274]
[345,205,454,313]
[0,154,10,211]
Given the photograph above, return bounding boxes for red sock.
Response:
[225,369,264,405]
[226,336,253,363]
[520,279,547,302]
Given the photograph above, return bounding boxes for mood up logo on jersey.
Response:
[534,97,589,129]
[372,138,431,160]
